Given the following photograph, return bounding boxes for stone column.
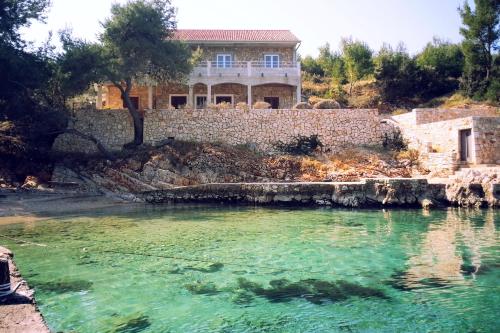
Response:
[96,84,103,109]
[188,85,194,108]
[148,85,153,109]
[296,61,302,104]
[207,84,212,105]
[247,85,252,106]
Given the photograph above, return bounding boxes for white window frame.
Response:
[195,94,208,109]
[216,54,232,68]
[214,94,234,106]
[169,94,189,109]
[264,54,280,68]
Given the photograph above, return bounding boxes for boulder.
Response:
[313,99,341,109]
[293,102,313,109]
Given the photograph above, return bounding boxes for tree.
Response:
[341,38,374,95]
[301,55,324,77]
[0,0,51,47]
[374,43,420,103]
[459,0,500,99]
[59,0,192,146]
[416,38,464,78]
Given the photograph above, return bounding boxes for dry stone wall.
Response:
[411,108,497,125]
[52,109,134,154]
[144,108,382,151]
[473,117,500,164]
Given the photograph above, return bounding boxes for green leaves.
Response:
[459,0,500,100]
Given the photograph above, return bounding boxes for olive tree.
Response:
[60,0,192,146]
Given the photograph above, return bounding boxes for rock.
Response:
[293,102,313,109]
[313,99,341,109]
[21,176,39,189]
[420,198,434,210]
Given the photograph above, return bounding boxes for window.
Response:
[215,95,233,105]
[196,95,207,109]
[264,54,280,68]
[217,54,232,68]
[264,97,279,109]
[170,95,188,109]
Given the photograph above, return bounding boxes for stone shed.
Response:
[390,108,499,174]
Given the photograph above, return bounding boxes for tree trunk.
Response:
[122,93,143,146]
[116,79,143,146]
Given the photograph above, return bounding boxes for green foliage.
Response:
[416,38,464,78]
[459,0,500,100]
[374,44,419,102]
[301,55,324,77]
[276,134,323,155]
[59,0,192,145]
[382,129,408,152]
[0,0,51,47]
[341,38,374,94]
[0,1,68,176]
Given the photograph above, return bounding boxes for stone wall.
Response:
[144,108,382,151]
[193,45,295,63]
[393,108,498,125]
[392,109,500,173]
[473,117,500,164]
[52,109,134,153]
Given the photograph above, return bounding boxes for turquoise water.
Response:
[0,206,499,332]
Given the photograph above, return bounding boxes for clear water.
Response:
[0,206,499,333]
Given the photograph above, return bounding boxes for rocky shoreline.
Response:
[0,247,50,333]
[144,176,499,208]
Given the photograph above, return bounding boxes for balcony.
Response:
[189,61,301,86]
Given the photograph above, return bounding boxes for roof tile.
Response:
[173,29,300,43]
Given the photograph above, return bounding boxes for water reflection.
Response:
[393,209,497,290]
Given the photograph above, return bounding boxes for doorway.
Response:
[459,129,473,162]
[264,97,279,109]
[215,95,233,105]
[123,96,139,110]
[170,95,188,109]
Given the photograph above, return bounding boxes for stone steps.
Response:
[103,168,158,192]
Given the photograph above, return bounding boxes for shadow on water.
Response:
[32,279,93,294]
[104,313,152,333]
[236,278,388,304]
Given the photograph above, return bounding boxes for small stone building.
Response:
[98,29,302,110]
[390,108,499,174]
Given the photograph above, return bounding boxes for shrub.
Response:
[382,128,408,151]
[206,102,232,111]
[275,134,323,155]
[235,102,249,111]
[392,108,409,115]
[293,102,313,109]
[253,101,271,109]
[313,99,341,109]
[396,148,419,166]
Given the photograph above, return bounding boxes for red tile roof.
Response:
[173,29,300,43]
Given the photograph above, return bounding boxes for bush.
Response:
[382,129,408,151]
[313,99,341,109]
[253,101,271,109]
[293,102,313,109]
[396,149,419,166]
[235,102,249,111]
[275,134,323,155]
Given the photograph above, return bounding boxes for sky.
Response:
[21,0,466,57]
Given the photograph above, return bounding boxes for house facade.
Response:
[98,29,302,110]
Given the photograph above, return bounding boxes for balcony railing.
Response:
[191,61,301,78]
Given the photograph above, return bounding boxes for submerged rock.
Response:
[106,313,151,333]
[33,279,93,294]
[236,277,387,304]
[185,281,219,295]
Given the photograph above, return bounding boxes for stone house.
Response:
[97,29,302,110]
[389,108,499,174]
